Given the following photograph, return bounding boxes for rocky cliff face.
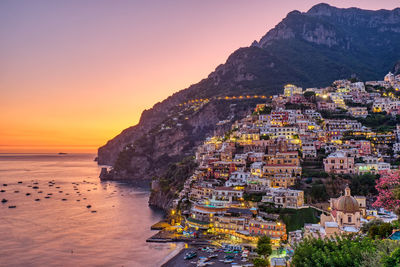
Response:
[98,3,400,209]
[148,156,198,210]
[100,98,260,182]
[257,3,400,49]
[98,91,188,166]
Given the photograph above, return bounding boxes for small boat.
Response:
[184,251,197,260]
[197,262,211,267]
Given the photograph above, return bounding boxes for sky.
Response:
[1,0,399,153]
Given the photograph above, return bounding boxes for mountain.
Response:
[98,3,400,197]
[393,60,400,75]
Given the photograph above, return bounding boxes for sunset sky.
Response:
[1,0,399,153]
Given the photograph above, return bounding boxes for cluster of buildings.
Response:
[368,72,400,114]
[170,72,400,251]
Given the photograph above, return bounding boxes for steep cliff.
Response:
[100,98,261,182]
[148,157,198,210]
[98,4,400,205]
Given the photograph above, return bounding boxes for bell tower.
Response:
[345,186,351,197]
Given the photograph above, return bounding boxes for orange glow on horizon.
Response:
[1,1,399,153]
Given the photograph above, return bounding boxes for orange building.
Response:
[249,219,287,241]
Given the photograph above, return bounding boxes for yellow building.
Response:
[283,84,302,97]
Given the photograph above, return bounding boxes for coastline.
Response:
[158,242,185,267]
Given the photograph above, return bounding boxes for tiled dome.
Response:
[336,186,359,213]
[337,195,360,213]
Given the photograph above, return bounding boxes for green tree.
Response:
[292,235,376,267]
[360,239,400,267]
[303,91,316,99]
[349,173,379,196]
[382,247,400,267]
[368,225,380,239]
[303,91,316,103]
[256,235,272,258]
[361,219,383,233]
[378,223,394,239]
[309,184,328,202]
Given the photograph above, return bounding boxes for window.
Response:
[348,216,352,223]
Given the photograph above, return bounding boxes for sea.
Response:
[0,153,179,267]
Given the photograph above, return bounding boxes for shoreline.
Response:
[158,242,185,267]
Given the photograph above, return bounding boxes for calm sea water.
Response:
[0,153,178,267]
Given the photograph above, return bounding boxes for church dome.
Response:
[337,196,360,213]
[336,186,360,213]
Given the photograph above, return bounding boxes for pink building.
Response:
[357,140,372,156]
[317,102,336,110]
[344,140,372,156]
[323,151,355,174]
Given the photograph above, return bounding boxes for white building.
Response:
[384,72,395,83]
[261,187,304,209]
[250,162,263,177]
[348,107,368,118]
[225,171,250,187]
